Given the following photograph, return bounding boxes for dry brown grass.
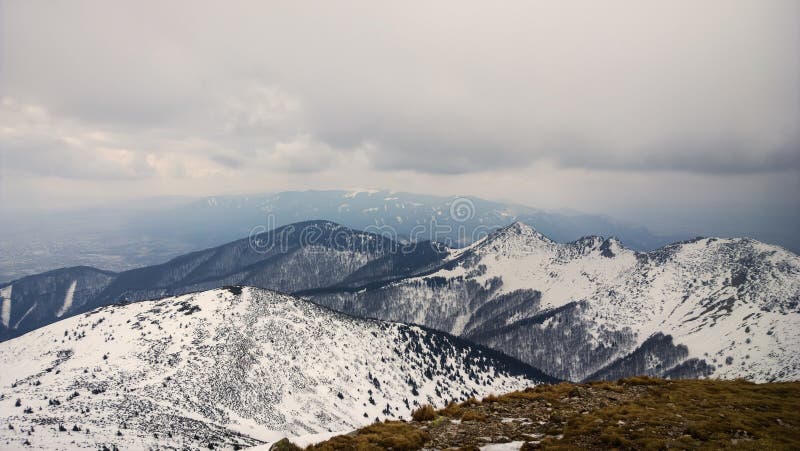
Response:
[441,401,463,418]
[588,380,625,393]
[461,410,487,422]
[618,375,667,386]
[548,378,800,450]
[270,438,302,451]
[497,381,577,403]
[410,404,435,421]
[308,421,430,451]
[305,378,800,450]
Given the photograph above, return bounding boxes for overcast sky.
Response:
[1,1,798,244]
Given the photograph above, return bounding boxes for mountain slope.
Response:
[0,266,117,340]
[0,221,450,341]
[0,287,551,450]
[311,222,800,382]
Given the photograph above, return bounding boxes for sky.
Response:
[1,1,798,245]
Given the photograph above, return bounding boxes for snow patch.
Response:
[481,441,526,450]
[344,189,379,199]
[0,285,11,328]
[13,302,36,329]
[56,280,77,318]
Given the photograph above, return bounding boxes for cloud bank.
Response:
[0,0,798,247]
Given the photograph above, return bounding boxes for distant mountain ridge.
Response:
[171,190,683,250]
[0,287,551,449]
[0,189,685,281]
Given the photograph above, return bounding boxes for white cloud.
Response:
[220,84,302,134]
[265,134,338,173]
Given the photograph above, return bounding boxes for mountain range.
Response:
[2,220,798,384]
[0,190,685,282]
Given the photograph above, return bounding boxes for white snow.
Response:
[0,284,11,328]
[344,189,379,199]
[0,287,540,449]
[480,441,526,450]
[12,302,35,330]
[55,280,77,318]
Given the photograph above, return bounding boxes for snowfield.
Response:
[0,287,548,450]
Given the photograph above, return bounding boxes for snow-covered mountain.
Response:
[0,286,551,450]
[311,222,800,382]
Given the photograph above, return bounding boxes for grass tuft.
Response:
[441,401,463,418]
[411,404,436,422]
[270,438,302,451]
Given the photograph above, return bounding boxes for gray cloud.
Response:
[210,154,243,169]
[2,0,797,177]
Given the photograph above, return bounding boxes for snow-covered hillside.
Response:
[0,287,549,450]
[313,222,800,382]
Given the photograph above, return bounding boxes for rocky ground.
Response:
[281,377,800,450]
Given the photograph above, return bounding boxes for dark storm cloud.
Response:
[210,154,243,169]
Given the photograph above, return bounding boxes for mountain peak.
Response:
[469,221,554,256]
[509,220,532,231]
[496,221,552,242]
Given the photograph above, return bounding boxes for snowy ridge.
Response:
[312,222,800,382]
[0,287,549,450]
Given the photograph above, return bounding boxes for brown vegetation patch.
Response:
[307,421,429,451]
[410,404,435,422]
[278,378,800,450]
